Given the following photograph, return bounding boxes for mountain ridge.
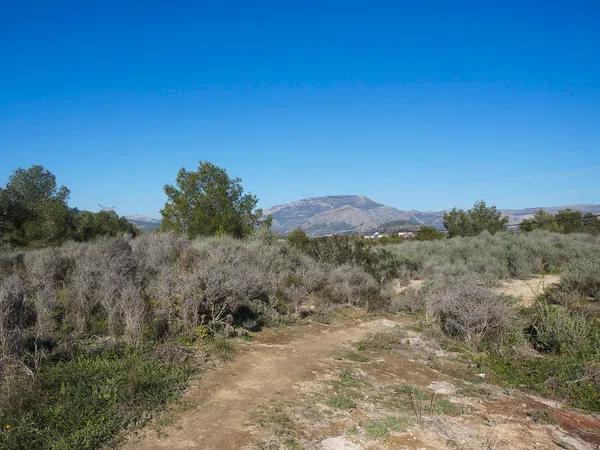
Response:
[265,195,600,236]
[125,197,600,236]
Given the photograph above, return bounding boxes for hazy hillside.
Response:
[266,196,600,236]
[123,200,600,236]
[126,215,161,232]
[265,195,444,235]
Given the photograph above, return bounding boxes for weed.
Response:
[341,351,369,362]
[326,395,356,410]
[363,416,407,439]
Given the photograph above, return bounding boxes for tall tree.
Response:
[444,200,508,237]
[160,161,261,238]
[1,166,71,246]
[0,165,138,248]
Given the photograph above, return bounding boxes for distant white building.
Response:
[397,231,415,238]
[364,231,386,240]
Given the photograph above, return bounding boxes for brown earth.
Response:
[494,274,561,306]
[124,308,599,450]
[124,316,400,449]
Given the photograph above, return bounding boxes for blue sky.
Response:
[1,0,599,217]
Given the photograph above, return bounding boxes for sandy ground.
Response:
[123,275,600,450]
[494,274,561,306]
[124,309,599,450]
[124,318,400,449]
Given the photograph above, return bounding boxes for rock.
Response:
[241,319,260,332]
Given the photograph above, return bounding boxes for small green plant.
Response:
[430,398,462,415]
[341,351,369,362]
[326,395,356,410]
[0,347,193,450]
[205,335,236,361]
[363,416,407,439]
[331,369,360,389]
[394,385,428,400]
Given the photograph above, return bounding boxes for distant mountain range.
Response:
[265,195,600,236]
[125,215,161,232]
[125,197,600,236]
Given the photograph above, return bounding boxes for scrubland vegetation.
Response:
[1,162,599,447]
[388,230,600,411]
[0,230,386,448]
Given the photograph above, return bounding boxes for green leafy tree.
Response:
[414,226,445,241]
[1,165,138,247]
[73,210,139,241]
[521,209,600,235]
[287,227,310,251]
[160,161,261,238]
[520,210,560,232]
[1,166,71,246]
[444,200,508,237]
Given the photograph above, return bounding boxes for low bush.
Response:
[427,283,518,348]
[527,302,594,355]
[0,345,193,450]
[561,256,600,300]
[0,231,387,447]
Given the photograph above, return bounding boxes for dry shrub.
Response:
[24,248,71,336]
[326,264,381,308]
[0,275,25,357]
[427,283,517,347]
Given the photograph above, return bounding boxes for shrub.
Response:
[527,302,593,355]
[0,275,25,357]
[561,257,600,300]
[427,283,518,347]
[325,264,381,309]
[0,347,193,450]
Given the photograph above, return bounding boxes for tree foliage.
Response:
[414,226,445,241]
[443,200,508,237]
[287,228,310,251]
[521,209,600,235]
[160,161,261,238]
[0,165,138,248]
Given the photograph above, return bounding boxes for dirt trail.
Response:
[124,318,398,450]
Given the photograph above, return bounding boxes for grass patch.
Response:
[0,346,193,450]
[479,352,600,411]
[356,327,406,351]
[326,395,356,410]
[340,351,369,363]
[363,416,407,439]
[393,385,429,400]
[430,398,462,415]
[204,335,236,361]
[331,369,360,389]
[253,401,298,441]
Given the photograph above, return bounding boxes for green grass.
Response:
[326,395,356,410]
[480,351,600,411]
[429,398,462,415]
[331,369,361,389]
[341,351,369,362]
[393,385,429,400]
[363,416,407,439]
[0,346,193,450]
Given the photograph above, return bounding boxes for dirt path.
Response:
[124,318,399,450]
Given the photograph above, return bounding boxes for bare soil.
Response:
[494,274,561,306]
[124,307,599,450]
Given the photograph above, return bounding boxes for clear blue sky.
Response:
[1,1,599,217]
